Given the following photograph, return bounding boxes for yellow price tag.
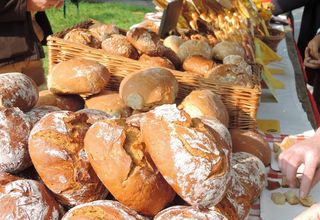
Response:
[269,68,285,75]
[257,119,281,134]
[263,66,285,89]
[254,38,282,65]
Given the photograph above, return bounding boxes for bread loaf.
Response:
[0,173,64,220]
[62,200,147,220]
[163,35,184,54]
[154,206,228,220]
[26,105,61,127]
[36,90,85,111]
[28,111,108,206]
[84,119,176,216]
[179,90,229,127]
[212,41,245,61]
[141,104,230,207]
[84,90,131,118]
[223,55,252,75]
[77,108,116,124]
[139,54,175,70]
[0,72,39,112]
[102,34,139,60]
[177,40,212,61]
[183,56,215,76]
[230,129,271,166]
[130,20,160,34]
[89,23,121,41]
[48,58,110,96]
[119,68,178,111]
[0,107,32,173]
[64,28,101,48]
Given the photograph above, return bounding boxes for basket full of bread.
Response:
[0,70,271,219]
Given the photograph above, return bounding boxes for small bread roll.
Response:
[177,40,212,61]
[0,72,39,112]
[271,192,286,205]
[299,195,315,207]
[212,41,245,61]
[163,35,184,54]
[36,90,84,111]
[62,200,147,220]
[89,23,121,41]
[284,190,299,205]
[139,54,175,70]
[183,56,215,76]
[230,129,271,166]
[85,90,131,118]
[64,28,100,48]
[102,34,139,60]
[48,58,110,96]
[179,89,229,127]
[119,68,178,111]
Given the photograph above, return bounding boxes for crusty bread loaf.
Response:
[84,119,176,216]
[102,34,139,60]
[0,107,32,173]
[28,111,108,206]
[89,23,121,41]
[179,89,229,127]
[119,68,178,111]
[154,206,228,220]
[139,54,175,70]
[48,58,110,96]
[182,56,215,76]
[77,108,116,124]
[26,105,61,127]
[64,28,101,48]
[141,105,231,207]
[0,72,39,112]
[130,20,160,34]
[230,129,271,166]
[62,200,147,220]
[36,90,84,111]
[84,90,131,118]
[163,35,185,54]
[231,152,266,201]
[205,64,253,87]
[177,40,212,61]
[212,41,245,61]
[0,173,64,220]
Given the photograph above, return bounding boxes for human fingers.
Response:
[293,204,320,220]
[300,152,318,198]
[311,168,320,189]
[279,152,302,187]
[309,40,320,60]
[305,47,311,60]
[304,61,320,69]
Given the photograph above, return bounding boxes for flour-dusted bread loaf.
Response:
[0,173,64,220]
[36,90,84,111]
[89,23,121,41]
[119,68,178,111]
[179,89,229,127]
[154,206,228,220]
[62,200,147,220]
[0,107,32,173]
[64,28,101,48]
[77,108,116,124]
[163,35,185,54]
[182,56,215,76]
[28,111,108,206]
[141,105,231,207]
[48,58,110,96]
[139,54,175,70]
[231,152,266,201]
[84,90,131,118]
[26,105,61,127]
[84,119,176,216]
[102,34,139,60]
[212,41,245,61]
[0,72,39,112]
[177,40,212,61]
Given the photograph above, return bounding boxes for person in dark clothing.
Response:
[0,0,62,86]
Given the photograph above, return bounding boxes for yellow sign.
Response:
[257,119,281,134]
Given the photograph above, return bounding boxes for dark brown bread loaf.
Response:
[64,28,101,48]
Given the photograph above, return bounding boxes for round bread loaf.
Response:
[77,108,116,124]
[130,20,160,34]
[89,23,121,41]
[0,107,32,173]
[62,200,147,220]
[64,28,101,48]
[84,119,176,216]
[223,55,252,75]
[212,41,245,61]
[163,35,184,54]
[26,105,61,127]
[206,64,253,87]
[84,90,131,118]
[28,111,108,206]
[48,58,110,96]
[119,68,178,111]
[177,40,212,61]
[0,72,39,112]
[183,56,215,76]
[0,172,64,220]
[154,206,228,220]
[102,34,139,60]
[231,152,266,201]
[230,129,271,166]
[139,54,175,70]
[179,89,229,127]
[36,90,85,111]
[141,104,231,207]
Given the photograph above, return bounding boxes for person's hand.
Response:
[293,203,320,220]
[304,35,320,69]
[278,130,320,198]
[27,0,64,11]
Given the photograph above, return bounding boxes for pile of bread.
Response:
[0,60,270,219]
[62,22,256,88]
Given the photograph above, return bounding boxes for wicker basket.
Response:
[256,28,285,52]
[47,19,261,130]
